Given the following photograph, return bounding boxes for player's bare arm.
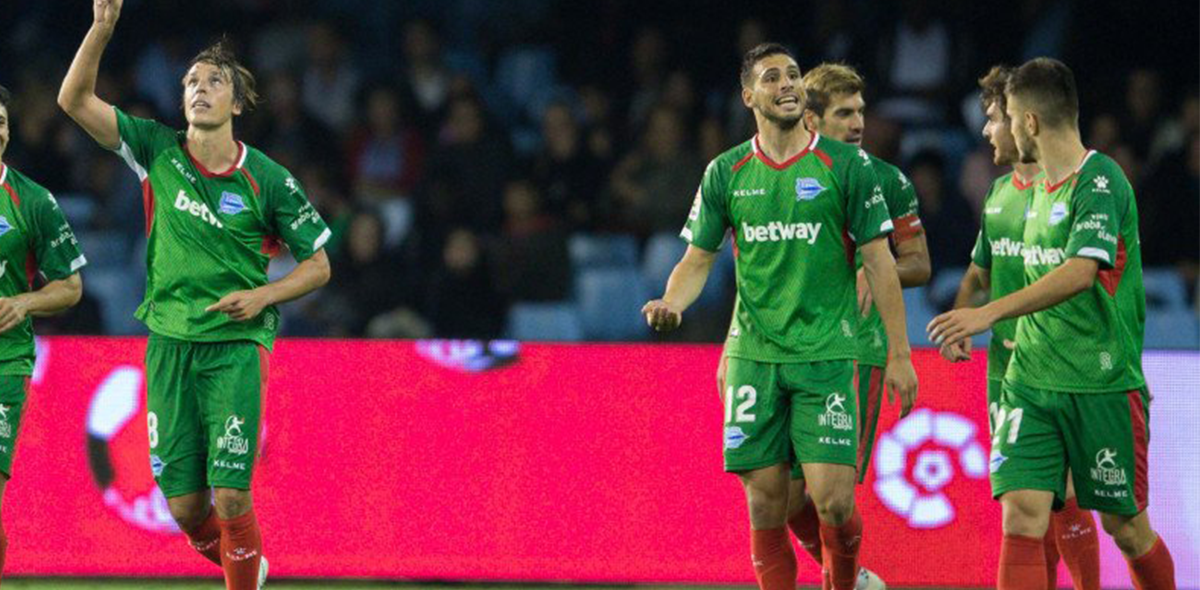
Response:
[939,263,991,361]
[641,245,717,332]
[860,237,918,416]
[206,248,330,322]
[57,0,123,149]
[856,231,931,316]
[0,274,83,334]
[928,257,1098,346]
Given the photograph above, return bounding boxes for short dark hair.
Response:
[978,65,1013,116]
[1007,58,1079,128]
[740,42,796,88]
[0,84,11,111]
[188,38,260,112]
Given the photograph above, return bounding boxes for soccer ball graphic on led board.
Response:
[873,408,989,529]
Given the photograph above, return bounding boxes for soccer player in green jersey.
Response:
[943,65,1101,590]
[929,58,1175,590]
[0,85,87,579]
[642,44,918,590]
[712,63,929,590]
[59,1,331,587]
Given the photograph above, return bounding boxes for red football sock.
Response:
[1043,526,1061,588]
[750,526,797,590]
[218,510,263,590]
[1000,534,1048,590]
[1053,499,1100,590]
[819,510,862,590]
[184,509,223,566]
[1127,537,1176,590]
[787,499,823,565]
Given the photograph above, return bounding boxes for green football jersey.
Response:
[971,171,1040,380]
[855,155,922,367]
[0,164,87,375]
[111,108,331,350]
[1006,151,1145,393]
[682,133,893,363]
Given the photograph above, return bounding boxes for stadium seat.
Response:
[83,267,145,336]
[575,267,650,341]
[903,287,939,347]
[1144,310,1200,349]
[53,193,99,229]
[568,233,639,269]
[641,232,686,291]
[1142,268,1188,311]
[75,231,133,269]
[506,302,584,342]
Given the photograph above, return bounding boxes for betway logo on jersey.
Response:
[741,221,822,244]
[175,191,224,228]
[1022,245,1067,266]
[990,237,1025,258]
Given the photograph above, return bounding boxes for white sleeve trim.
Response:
[880,219,895,232]
[311,227,332,251]
[680,227,694,242]
[1076,247,1112,264]
[69,254,88,273]
[114,141,149,181]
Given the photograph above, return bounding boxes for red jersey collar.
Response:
[752,132,819,170]
[1044,149,1096,193]
[185,140,247,178]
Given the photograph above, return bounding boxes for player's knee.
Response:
[744,487,788,527]
[169,503,210,533]
[812,489,854,525]
[213,488,252,519]
[1099,513,1147,555]
[1000,495,1049,537]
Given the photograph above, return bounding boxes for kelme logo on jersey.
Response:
[1049,202,1068,226]
[219,192,247,215]
[174,191,224,229]
[216,415,250,456]
[818,393,853,431]
[741,221,822,244]
[1090,448,1127,486]
[795,177,825,201]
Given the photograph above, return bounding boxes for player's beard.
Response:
[762,108,802,131]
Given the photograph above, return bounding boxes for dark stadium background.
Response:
[0,0,1196,588]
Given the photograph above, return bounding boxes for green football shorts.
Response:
[145,334,267,497]
[791,363,885,484]
[990,381,1151,516]
[722,358,857,473]
[0,375,29,477]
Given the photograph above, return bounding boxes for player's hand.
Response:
[641,299,682,332]
[939,337,972,362]
[0,298,29,334]
[856,267,872,317]
[206,289,270,322]
[927,307,995,347]
[93,0,123,32]
[716,354,728,402]
[884,356,918,417]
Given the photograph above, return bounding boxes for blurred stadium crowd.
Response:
[1,0,1196,346]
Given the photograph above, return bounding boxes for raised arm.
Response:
[57,0,123,150]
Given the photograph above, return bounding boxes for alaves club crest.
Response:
[795,177,825,201]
